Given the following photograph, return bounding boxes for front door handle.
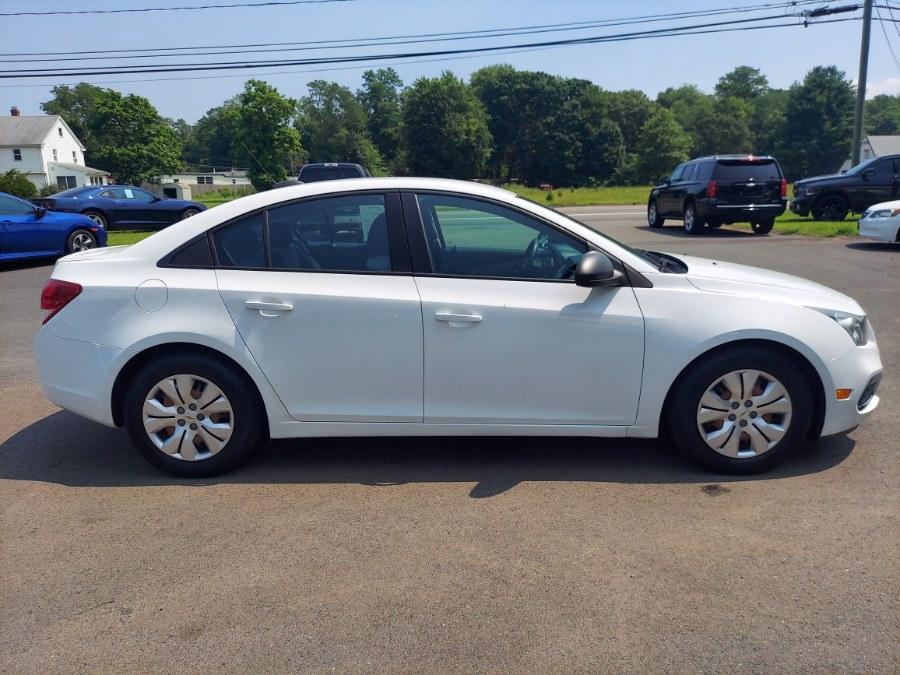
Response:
[435,311,482,324]
[246,300,293,317]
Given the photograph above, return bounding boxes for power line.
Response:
[875,5,900,70]
[0,2,832,64]
[0,11,857,79]
[0,0,830,61]
[0,0,355,18]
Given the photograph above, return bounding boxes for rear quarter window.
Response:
[713,161,782,181]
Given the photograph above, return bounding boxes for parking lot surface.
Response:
[1,208,898,671]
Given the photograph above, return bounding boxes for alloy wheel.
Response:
[648,202,657,225]
[142,374,234,461]
[696,369,792,458]
[71,232,96,252]
[86,213,106,227]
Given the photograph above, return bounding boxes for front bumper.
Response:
[33,327,120,427]
[820,336,883,436]
[789,197,811,216]
[858,216,900,243]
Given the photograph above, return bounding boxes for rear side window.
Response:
[713,160,782,181]
[268,194,388,272]
[213,213,265,268]
[165,236,213,267]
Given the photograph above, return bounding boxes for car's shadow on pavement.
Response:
[635,225,757,238]
[845,241,898,251]
[0,411,856,497]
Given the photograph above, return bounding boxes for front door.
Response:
[0,194,57,255]
[213,192,424,422]
[406,192,644,426]
[106,187,160,225]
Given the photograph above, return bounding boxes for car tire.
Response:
[647,199,665,228]
[181,208,201,221]
[667,347,813,474]
[683,202,704,234]
[83,210,108,229]
[123,354,266,478]
[65,229,98,253]
[811,195,849,221]
[751,218,775,235]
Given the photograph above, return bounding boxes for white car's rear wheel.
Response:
[124,354,265,477]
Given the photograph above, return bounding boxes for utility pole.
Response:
[851,0,873,167]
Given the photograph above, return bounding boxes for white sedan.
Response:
[859,200,900,243]
[34,178,883,477]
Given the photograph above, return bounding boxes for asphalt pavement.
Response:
[1,207,897,672]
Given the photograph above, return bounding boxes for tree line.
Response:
[38,65,900,192]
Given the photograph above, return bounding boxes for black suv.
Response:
[790,155,900,221]
[648,155,787,235]
[298,162,371,182]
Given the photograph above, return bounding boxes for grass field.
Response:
[509,185,651,206]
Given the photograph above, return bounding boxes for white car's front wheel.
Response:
[123,354,265,477]
[668,347,813,473]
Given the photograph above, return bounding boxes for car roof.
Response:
[691,154,779,162]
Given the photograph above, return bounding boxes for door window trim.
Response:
[399,190,638,286]
[159,189,413,275]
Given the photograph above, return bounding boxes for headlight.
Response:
[812,308,868,346]
[866,208,900,219]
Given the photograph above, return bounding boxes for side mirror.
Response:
[862,169,874,181]
[33,206,46,219]
[575,251,623,288]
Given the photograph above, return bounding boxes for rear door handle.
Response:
[435,311,482,324]
[245,300,293,317]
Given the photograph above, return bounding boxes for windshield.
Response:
[514,194,687,273]
[52,187,93,198]
[299,166,363,182]
[843,156,879,176]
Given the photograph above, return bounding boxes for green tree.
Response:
[402,72,492,179]
[470,64,526,180]
[0,170,38,199]
[778,66,854,178]
[184,101,240,169]
[865,94,900,135]
[656,84,714,155]
[603,89,657,150]
[235,80,304,190]
[695,96,754,155]
[298,80,381,172]
[635,107,691,183]
[87,89,182,184]
[41,82,105,149]
[751,88,789,155]
[715,66,769,101]
[357,68,404,169]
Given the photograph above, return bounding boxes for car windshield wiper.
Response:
[640,249,686,273]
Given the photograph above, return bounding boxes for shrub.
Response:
[0,170,38,199]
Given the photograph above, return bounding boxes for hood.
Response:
[677,254,863,315]
[794,173,848,187]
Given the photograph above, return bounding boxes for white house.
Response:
[149,169,252,196]
[0,107,110,190]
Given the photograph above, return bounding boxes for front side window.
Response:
[213,213,265,268]
[669,164,686,182]
[0,194,34,215]
[682,163,696,181]
[867,159,893,182]
[267,194,388,272]
[416,194,587,280]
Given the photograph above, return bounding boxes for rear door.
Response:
[713,159,783,206]
[213,191,424,422]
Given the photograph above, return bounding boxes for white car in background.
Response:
[33,178,883,477]
[859,200,900,243]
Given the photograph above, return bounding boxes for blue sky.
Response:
[2,0,898,123]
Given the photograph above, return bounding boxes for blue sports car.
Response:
[0,191,107,262]
[39,185,206,230]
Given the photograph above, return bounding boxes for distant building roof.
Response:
[866,135,900,156]
[0,115,86,150]
[50,161,109,176]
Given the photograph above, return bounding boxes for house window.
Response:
[72,151,78,164]
[58,127,63,137]
[57,176,77,189]
[197,176,213,184]
[12,148,21,161]
[52,149,58,161]
[232,179,236,184]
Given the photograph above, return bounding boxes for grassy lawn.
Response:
[508,184,651,206]
[107,230,156,246]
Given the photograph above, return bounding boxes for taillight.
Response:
[40,279,82,324]
[780,177,787,198]
[707,180,717,198]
